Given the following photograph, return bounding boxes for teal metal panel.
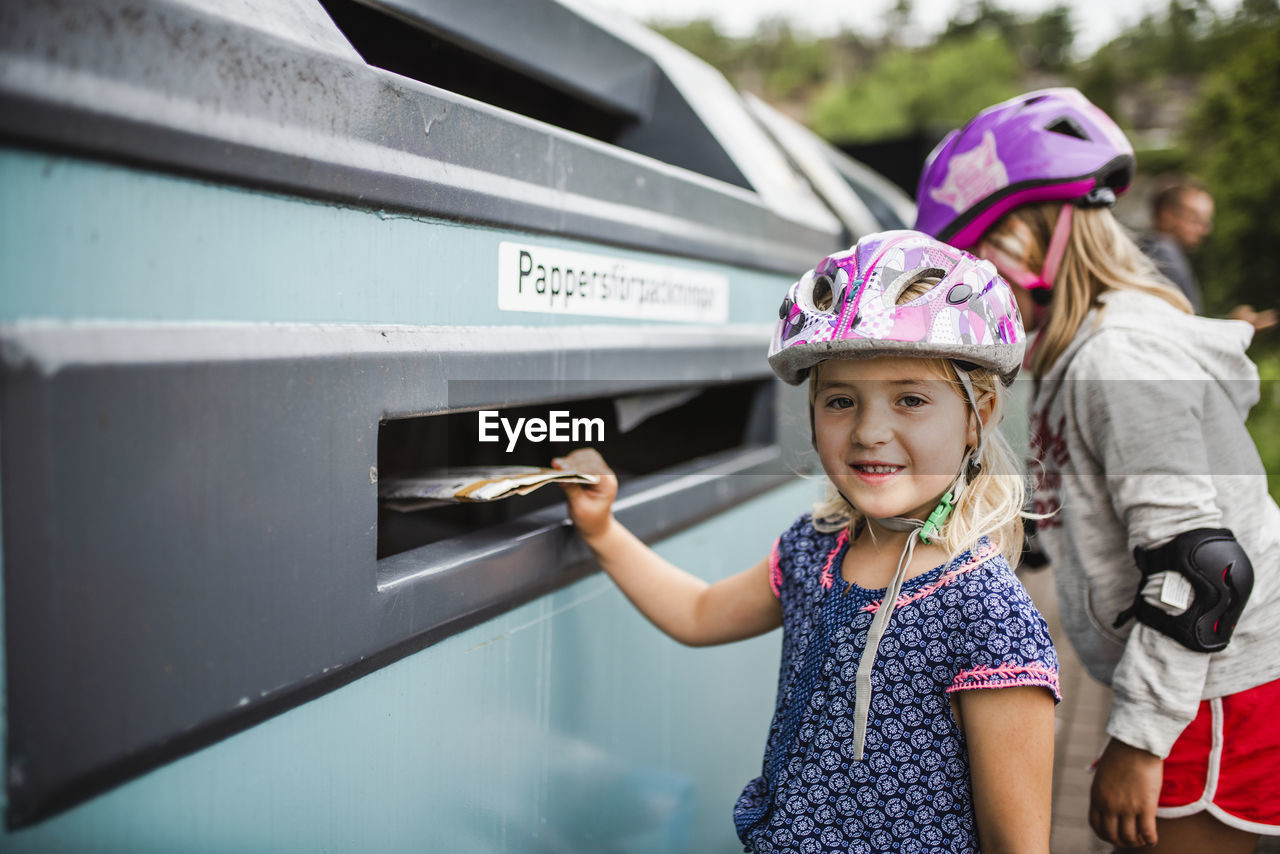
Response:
[0,149,792,326]
[0,479,817,852]
[1,141,811,824]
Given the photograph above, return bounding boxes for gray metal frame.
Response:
[0,323,793,826]
[0,0,839,275]
[359,0,660,120]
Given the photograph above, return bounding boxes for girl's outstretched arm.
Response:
[957,685,1055,854]
[554,448,781,647]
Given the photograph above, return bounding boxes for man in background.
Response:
[1138,177,1213,312]
[1138,176,1276,330]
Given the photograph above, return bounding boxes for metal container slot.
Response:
[0,324,794,827]
[376,379,773,559]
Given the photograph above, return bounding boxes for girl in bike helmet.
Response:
[558,230,1060,852]
[918,88,1280,850]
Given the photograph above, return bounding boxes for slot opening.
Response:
[318,0,635,145]
[376,380,774,559]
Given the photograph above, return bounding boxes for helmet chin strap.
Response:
[977,203,1074,322]
[1040,203,1074,290]
[848,368,986,760]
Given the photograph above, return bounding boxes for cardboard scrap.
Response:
[378,466,598,512]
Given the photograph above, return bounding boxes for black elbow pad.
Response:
[1114,528,1254,653]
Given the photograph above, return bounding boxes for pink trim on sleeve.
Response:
[947,662,1062,701]
[819,529,849,590]
[862,540,1000,613]
[768,539,783,598]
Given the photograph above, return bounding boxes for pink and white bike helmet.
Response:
[914,88,1134,251]
[768,230,1025,386]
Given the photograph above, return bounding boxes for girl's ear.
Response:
[967,391,996,448]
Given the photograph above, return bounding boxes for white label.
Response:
[1160,572,1193,612]
[498,242,730,323]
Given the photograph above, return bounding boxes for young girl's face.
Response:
[812,356,978,524]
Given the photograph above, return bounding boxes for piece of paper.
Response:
[378,466,599,512]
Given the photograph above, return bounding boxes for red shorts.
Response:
[1157,676,1280,834]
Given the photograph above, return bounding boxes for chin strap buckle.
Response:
[919,490,955,545]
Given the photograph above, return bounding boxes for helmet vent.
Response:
[1045,117,1088,140]
[885,267,946,307]
[812,275,835,311]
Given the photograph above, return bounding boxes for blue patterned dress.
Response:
[734,514,1060,853]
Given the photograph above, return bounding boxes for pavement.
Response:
[1016,566,1280,854]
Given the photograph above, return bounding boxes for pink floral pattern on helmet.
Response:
[768,230,1025,386]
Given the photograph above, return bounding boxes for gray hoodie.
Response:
[1029,288,1280,757]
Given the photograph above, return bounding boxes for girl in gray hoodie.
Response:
[915,88,1280,851]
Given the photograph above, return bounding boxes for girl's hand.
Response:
[553,447,780,646]
[1089,738,1162,848]
[552,448,618,542]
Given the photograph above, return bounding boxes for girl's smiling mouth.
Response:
[850,461,905,482]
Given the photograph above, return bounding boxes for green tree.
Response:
[809,31,1020,143]
[885,0,914,46]
[1241,0,1280,19]
[943,0,1073,70]
[745,18,830,100]
[1025,6,1074,70]
[1185,20,1280,313]
[942,0,1020,43]
[1077,0,1223,98]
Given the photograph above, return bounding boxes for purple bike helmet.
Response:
[768,230,1025,386]
[914,88,1134,250]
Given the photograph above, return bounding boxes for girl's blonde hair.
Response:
[806,276,1027,566]
[983,204,1192,377]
